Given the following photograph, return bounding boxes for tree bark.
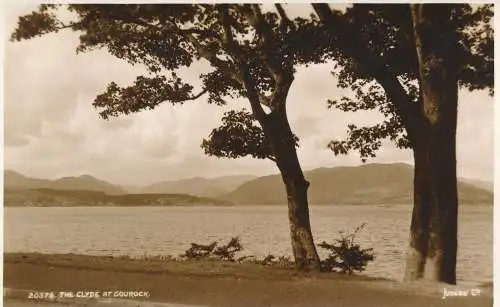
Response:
[404,4,459,284]
[238,50,319,270]
[405,112,458,284]
[424,121,458,284]
[263,107,321,271]
[404,137,431,281]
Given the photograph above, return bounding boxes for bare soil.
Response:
[4,253,493,307]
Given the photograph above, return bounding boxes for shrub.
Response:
[261,254,275,265]
[182,241,217,259]
[213,237,243,261]
[257,253,294,268]
[318,223,375,274]
[274,255,294,269]
[181,237,243,262]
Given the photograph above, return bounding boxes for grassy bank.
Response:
[4,253,493,307]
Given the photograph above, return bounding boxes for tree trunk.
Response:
[424,121,458,284]
[263,107,321,271]
[239,56,319,271]
[404,139,431,281]
[282,167,321,271]
[405,4,459,284]
[405,127,458,284]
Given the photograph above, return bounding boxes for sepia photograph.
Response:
[2,2,495,307]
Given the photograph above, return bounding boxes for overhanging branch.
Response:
[219,5,270,120]
[238,4,294,111]
[312,4,423,143]
[275,4,296,31]
[188,88,209,100]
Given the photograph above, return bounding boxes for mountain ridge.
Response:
[221,163,492,205]
[142,175,257,197]
[4,170,258,197]
[5,164,492,206]
[4,170,126,195]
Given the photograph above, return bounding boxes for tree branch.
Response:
[93,75,207,119]
[55,21,83,31]
[104,13,238,80]
[219,5,269,120]
[96,5,275,121]
[183,29,244,85]
[312,4,423,143]
[241,66,268,123]
[239,4,294,111]
[189,88,209,100]
[219,5,240,56]
[243,4,286,83]
[275,4,295,31]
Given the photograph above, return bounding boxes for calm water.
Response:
[4,205,492,283]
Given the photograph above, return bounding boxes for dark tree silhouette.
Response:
[312,3,493,284]
[11,4,328,270]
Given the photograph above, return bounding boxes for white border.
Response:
[493,3,498,306]
[0,1,497,305]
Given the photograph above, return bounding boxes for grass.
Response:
[4,252,385,283]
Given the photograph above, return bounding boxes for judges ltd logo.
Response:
[441,288,481,299]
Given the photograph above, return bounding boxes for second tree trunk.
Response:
[405,4,459,284]
[264,108,321,271]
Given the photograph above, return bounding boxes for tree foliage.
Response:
[11,4,493,161]
[12,4,325,159]
[201,109,300,161]
[201,109,274,160]
[313,4,493,160]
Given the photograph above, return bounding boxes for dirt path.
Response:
[4,253,493,307]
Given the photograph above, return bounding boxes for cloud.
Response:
[99,117,134,130]
[456,90,493,180]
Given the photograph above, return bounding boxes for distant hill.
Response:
[4,188,233,207]
[4,171,256,198]
[222,163,493,205]
[141,175,257,197]
[122,185,143,194]
[460,178,494,193]
[4,170,126,195]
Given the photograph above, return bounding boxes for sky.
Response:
[2,3,494,187]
